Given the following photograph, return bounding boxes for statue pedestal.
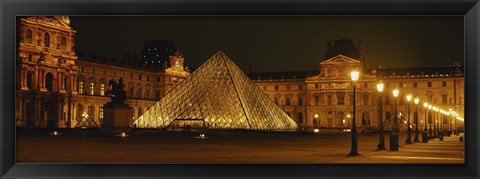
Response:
[102,102,131,132]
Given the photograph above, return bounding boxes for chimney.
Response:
[358,40,364,61]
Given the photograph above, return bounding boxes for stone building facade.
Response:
[16,16,189,128]
[249,40,464,132]
[16,17,464,131]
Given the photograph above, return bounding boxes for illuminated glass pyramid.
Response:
[133,51,298,131]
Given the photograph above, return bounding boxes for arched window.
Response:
[138,107,143,118]
[297,112,303,123]
[44,32,50,47]
[76,103,84,121]
[145,89,150,99]
[26,29,33,44]
[78,81,84,94]
[100,83,105,96]
[89,82,95,95]
[60,36,67,50]
[99,104,104,124]
[362,112,371,126]
[45,73,53,92]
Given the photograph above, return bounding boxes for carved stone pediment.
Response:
[320,55,361,65]
[23,16,73,30]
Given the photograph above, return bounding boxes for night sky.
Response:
[70,16,464,72]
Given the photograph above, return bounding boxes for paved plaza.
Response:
[16,129,464,164]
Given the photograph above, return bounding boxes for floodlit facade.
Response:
[133,51,299,131]
[16,17,464,132]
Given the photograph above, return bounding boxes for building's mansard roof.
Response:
[247,65,464,82]
[323,39,362,61]
[375,65,464,78]
[247,71,319,81]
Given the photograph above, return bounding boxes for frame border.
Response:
[1,0,479,178]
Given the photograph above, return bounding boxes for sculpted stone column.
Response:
[72,74,77,94]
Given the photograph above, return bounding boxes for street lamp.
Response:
[422,102,429,143]
[428,105,433,137]
[348,71,359,156]
[438,108,444,141]
[452,111,457,135]
[390,88,400,151]
[433,107,438,137]
[376,81,385,150]
[405,94,412,144]
[414,97,420,143]
[347,113,351,128]
[448,108,453,135]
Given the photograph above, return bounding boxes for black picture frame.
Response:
[1,0,479,178]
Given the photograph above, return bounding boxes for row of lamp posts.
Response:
[348,71,462,156]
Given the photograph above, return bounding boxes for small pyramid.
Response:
[133,51,298,131]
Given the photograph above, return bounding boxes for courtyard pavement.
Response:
[16,129,464,164]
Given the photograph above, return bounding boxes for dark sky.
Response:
[70,16,464,72]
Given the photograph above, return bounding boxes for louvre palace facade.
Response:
[16,16,464,131]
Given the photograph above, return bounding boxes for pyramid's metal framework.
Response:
[133,51,298,131]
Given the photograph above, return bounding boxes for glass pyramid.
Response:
[133,51,298,131]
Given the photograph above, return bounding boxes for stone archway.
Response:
[362,111,371,127]
[336,112,345,127]
[75,103,84,122]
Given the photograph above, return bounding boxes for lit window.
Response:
[90,82,94,95]
[100,83,105,96]
[60,36,67,50]
[99,105,104,119]
[442,94,448,104]
[78,81,84,94]
[175,60,179,71]
[26,29,33,43]
[44,32,50,47]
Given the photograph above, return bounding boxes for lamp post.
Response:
[405,94,412,144]
[347,113,351,128]
[433,107,437,137]
[348,71,359,156]
[390,88,399,151]
[376,81,385,150]
[422,102,428,143]
[428,105,432,137]
[414,97,419,143]
[453,111,457,135]
[438,108,444,141]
